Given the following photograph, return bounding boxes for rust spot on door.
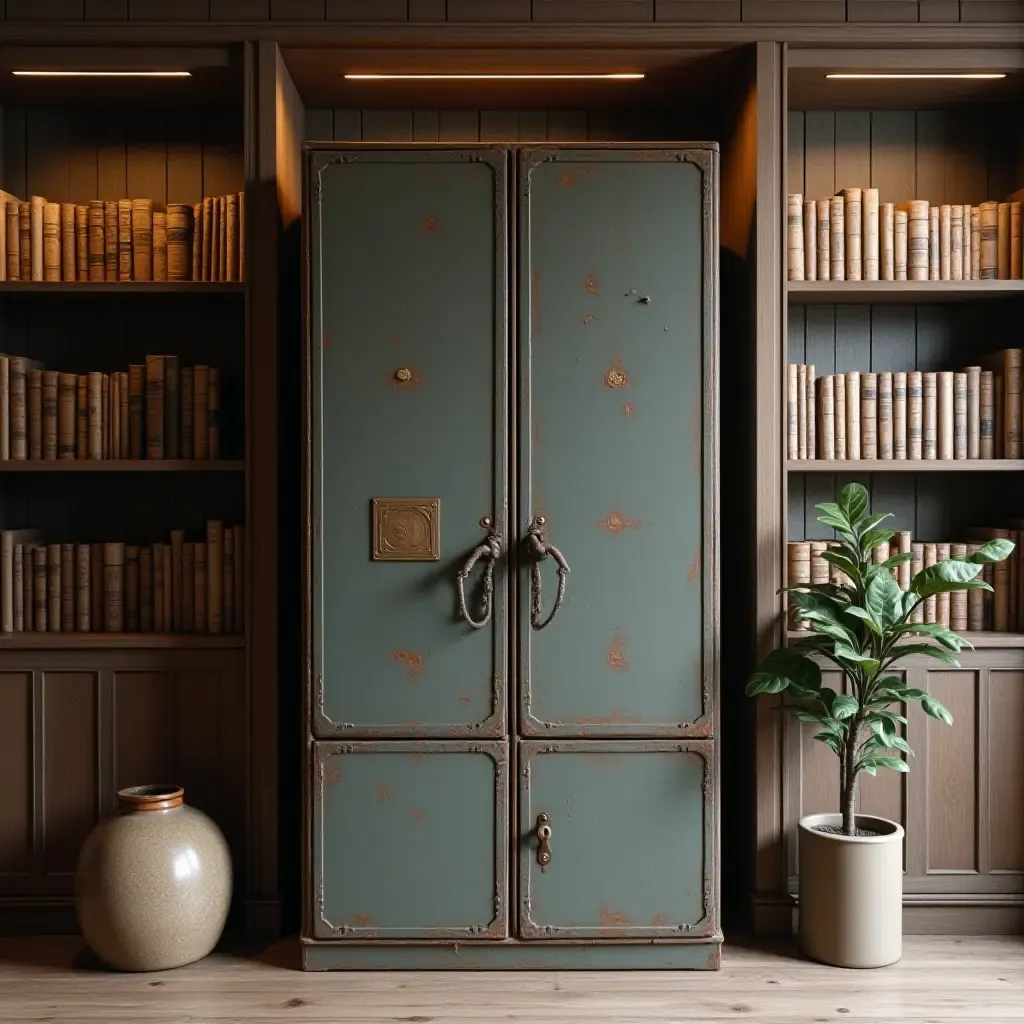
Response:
[327,767,342,786]
[421,214,440,236]
[622,403,636,416]
[687,548,701,583]
[411,809,424,822]
[599,907,632,927]
[324,334,333,350]
[391,650,425,685]
[375,783,391,803]
[598,510,642,534]
[606,632,629,672]
[605,355,629,389]
[388,366,423,390]
[584,270,601,295]
[352,912,374,926]
[577,708,641,725]
[652,913,669,926]
[457,694,472,707]
[581,314,598,326]
[388,333,403,347]
[409,752,423,764]
[558,171,576,188]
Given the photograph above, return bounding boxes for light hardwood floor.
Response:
[1,935,1022,1023]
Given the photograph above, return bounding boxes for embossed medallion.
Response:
[372,498,441,561]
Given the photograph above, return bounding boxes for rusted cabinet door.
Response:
[310,149,508,739]
[312,741,508,939]
[518,147,717,738]
[517,741,716,939]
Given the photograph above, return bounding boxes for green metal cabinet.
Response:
[306,144,719,970]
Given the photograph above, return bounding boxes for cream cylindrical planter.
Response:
[75,785,232,972]
[798,812,904,969]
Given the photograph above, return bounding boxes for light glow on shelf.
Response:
[825,73,1006,80]
[344,72,645,81]
[12,70,192,78]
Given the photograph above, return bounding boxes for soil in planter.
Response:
[814,824,883,838]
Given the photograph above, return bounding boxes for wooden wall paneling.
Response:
[202,107,245,198]
[533,0,654,19]
[871,110,916,204]
[126,109,167,207]
[847,0,920,20]
[438,110,480,142]
[332,108,360,141]
[325,0,407,19]
[447,0,531,18]
[916,110,946,206]
[305,108,333,142]
[786,110,803,196]
[270,0,324,18]
[741,0,846,19]
[5,0,85,19]
[479,110,519,143]
[211,0,271,19]
[85,0,128,17]
[113,671,174,792]
[920,0,960,19]
[408,0,445,20]
[166,108,204,205]
[988,670,1024,873]
[0,673,32,879]
[657,0,741,21]
[360,109,413,142]
[26,108,71,202]
[802,110,834,199]
[413,109,439,142]
[518,111,548,142]
[545,111,586,142]
[95,109,128,200]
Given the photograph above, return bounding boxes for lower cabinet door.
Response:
[518,740,716,940]
[312,741,508,940]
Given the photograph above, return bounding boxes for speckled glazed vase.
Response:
[75,785,232,972]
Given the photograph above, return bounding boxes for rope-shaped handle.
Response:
[456,519,501,630]
[527,516,569,631]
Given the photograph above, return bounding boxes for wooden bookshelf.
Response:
[0,460,245,472]
[0,632,244,649]
[788,280,1024,303]
[787,459,1024,473]
[788,630,1024,649]
[0,282,244,295]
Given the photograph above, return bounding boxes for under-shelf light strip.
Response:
[825,73,1006,80]
[13,70,191,78]
[344,72,644,81]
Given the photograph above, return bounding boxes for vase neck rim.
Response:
[118,785,184,812]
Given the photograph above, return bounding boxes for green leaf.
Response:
[865,571,905,631]
[859,762,877,776]
[882,551,914,569]
[814,731,843,757]
[887,644,961,667]
[830,693,860,720]
[837,483,869,525]
[857,512,894,537]
[861,529,896,556]
[792,710,843,734]
[895,622,974,652]
[867,709,908,726]
[922,696,954,726]
[857,755,909,774]
[843,605,881,634]
[963,538,1016,564]
[911,558,985,598]
[820,549,860,581]
[833,645,880,677]
[746,648,822,696]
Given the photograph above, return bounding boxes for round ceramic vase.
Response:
[75,785,232,972]
[798,812,904,969]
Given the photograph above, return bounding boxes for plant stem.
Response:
[842,719,861,835]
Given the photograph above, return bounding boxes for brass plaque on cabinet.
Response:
[372,498,441,561]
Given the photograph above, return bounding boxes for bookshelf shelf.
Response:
[0,460,245,472]
[0,632,245,650]
[787,281,1024,304]
[788,630,1024,650]
[787,459,1024,473]
[0,282,244,295]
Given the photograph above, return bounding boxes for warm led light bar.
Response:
[344,72,645,81]
[825,73,1006,80]
[13,70,192,78]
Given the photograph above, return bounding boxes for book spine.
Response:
[810,541,829,593]
[119,371,129,458]
[60,203,75,282]
[998,201,1011,279]
[827,540,847,588]
[140,547,153,633]
[905,200,929,281]
[787,194,804,281]
[14,544,24,632]
[996,375,1005,458]
[1,533,12,633]
[816,198,830,281]
[908,371,923,460]
[787,541,810,630]
[131,198,153,282]
[863,188,879,281]
[117,199,132,281]
[127,364,144,460]
[194,365,209,460]
[207,520,223,634]
[963,205,971,279]
[893,371,907,460]
[219,196,228,281]
[845,370,860,460]
[797,364,807,460]
[861,371,877,460]
[829,194,845,280]
[787,363,798,459]
[195,542,207,633]
[152,210,167,283]
[971,207,981,280]
[42,201,58,280]
[896,531,913,591]
[980,201,998,279]
[60,542,74,632]
[202,197,213,281]
[104,542,124,632]
[803,199,816,281]
[76,544,90,632]
[878,371,893,459]
[164,355,180,460]
[980,369,995,458]
[224,526,235,633]
[880,201,894,281]
[125,546,139,632]
[46,544,60,632]
[171,530,184,632]
[1005,348,1022,458]
[953,371,967,460]
[19,202,30,282]
[28,369,43,461]
[965,366,981,460]
[90,543,103,633]
[233,525,244,634]
[923,543,937,623]
[936,542,951,628]
[1012,202,1023,280]
[928,205,939,280]
[937,370,954,460]
[872,538,890,569]
[238,190,245,283]
[834,372,846,460]
[212,197,221,282]
[42,370,58,461]
[181,367,194,460]
[75,205,88,281]
[5,201,19,281]
[894,208,908,281]
[820,373,835,460]
[226,193,239,283]
[10,358,27,460]
[30,546,43,632]
[192,202,202,282]
[967,542,985,630]
[806,368,815,461]
[109,373,118,461]
[87,372,102,459]
[0,356,8,461]
[923,371,938,460]
[57,372,75,460]
[993,529,1010,630]
[162,545,172,635]
[939,204,951,281]
[153,542,164,632]
[76,375,87,459]
[87,201,104,282]
[183,541,195,632]
[145,355,165,460]
[167,204,192,282]
[1010,530,1020,631]
[30,196,44,282]
[951,204,964,281]
[104,200,117,280]
[842,187,862,280]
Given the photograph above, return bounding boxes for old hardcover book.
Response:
[153,542,165,631]
[104,200,117,281]
[127,365,144,459]
[164,355,180,460]
[167,204,192,282]
[41,371,58,460]
[797,364,808,460]
[5,201,20,280]
[14,544,24,631]
[834,371,846,460]
[60,542,74,632]
[110,373,119,462]
[181,367,194,459]
[819,374,835,460]
[29,197,44,282]
[162,545,172,635]
[803,199,816,281]
[893,371,907,460]
[207,520,223,634]
[60,203,75,282]
[76,544,90,632]
[998,202,1011,279]
[980,369,995,458]
[980,201,998,279]
[101,373,109,459]
[923,543,937,623]
[90,542,103,632]
[1013,202,1023,280]
[57,372,75,460]
[152,210,167,282]
[20,545,31,631]
[880,202,894,281]
[845,370,861,460]
[992,528,1011,630]
[807,371,815,461]
[28,368,43,460]
[75,204,87,281]
[226,193,239,283]
[894,207,908,280]
[939,204,951,281]
[0,192,16,280]
[125,545,139,632]
[923,371,938,460]
[46,544,60,632]
[966,366,981,460]
[829,194,845,280]
[42,202,60,282]
[238,190,245,282]
[936,542,951,628]
[192,201,202,281]
[877,371,893,459]
[33,546,47,632]
[841,187,862,280]
[87,201,104,281]
[87,372,102,459]
[787,363,798,459]
[962,205,972,279]
[202,197,213,281]
[967,542,985,630]
[937,371,954,460]
[787,541,810,630]
[861,372,877,460]
[171,530,184,632]
[928,205,939,280]
[131,198,153,282]
[17,202,30,282]
[76,375,87,459]
[193,365,209,460]
[953,371,967,460]
[816,197,830,280]
[951,205,963,281]
[140,547,153,632]
[210,197,220,282]
[117,199,132,281]
[787,194,804,281]
[0,355,8,461]
[1005,349,1022,458]
[971,207,982,279]
[996,375,1004,458]
[10,357,37,461]
[183,541,195,632]
[1,530,40,633]
[194,541,207,634]
[223,526,235,633]
[896,531,913,591]
[863,188,879,281]
[104,542,124,631]
[145,355,165,460]
[907,371,923,460]
[810,541,829,593]
[872,539,890,569]
[899,200,928,280]
[218,196,227,281]
[118,371,129,458]
[233,525,243,633]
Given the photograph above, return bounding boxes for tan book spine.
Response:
[162,545,172,636]
[19,545,30,632]
[877,371,893,459]
[803,199,816,281]
[19,202,30,282]
[60,203,75,282]
[152,210,167,283]
[834,371,846,460]
[42,370,58,460]
[119,371,129,459]
[90,543,103,633]
[223,526,235,634]
[109,373,119,462]
[893,371,907,460]
[28,369,44,461]
[880,201,894,281]
[140,547,153,632]
[14,544,25,631]
[57,372,75,460]
[10,357,28,460]
[30,196,44,282]
[787,194,804,281]
[829,194,845,280]
[923,543,937,623]
[861,371,877,459]
[219,196,228,282]
[962,205,971,279]
[145,355,165,460]
[928,205,940,280]
[967,542,985,630]
[207,520,223,635]
[787,541,810,630]
[939,204,951,281]
[950,204,963,281]
[46,544,60,632]
[0,356,8,461]
[899,200,928,281]
[810,540,829,591]
[937,371,954,460]
[896,531,913,591]
[971,207,982,280]
[0,192,6,281]
[816,197,830,281]
[922,371,938,460]
[1010,530,1020,631]
[76,374,87,459]
[820,373,835,460]
[5,201,19,281]
[797,364,807,460]
[966,366,981,460]
[211,197,220,282]
[171,530,184,632]
[164,356,179,460]
[131,198,153,282]
[193,365,209,460]
[153,542,165,632]
[1012,202,1023,280]
[75,544,90,632]
[936,542,951,628]
[87,201,104,281]
[993,528,1010,630]
[104,542,124,631]
[104,200,117,281]
[60,542,74,632]
[807,369,815,461]
[872,540,890,578]
[194,541,207,634]
[117,198,132,281]
[167,204,192,282]
[127,365,144,460]
[827,541,845,588]
[202,197,213,281]
[192,202,203,282]
[75,204,88,281]
[953,371,967,460]
[32,546,45,633]
[238,190,245,283]
[87,372,102,459]
[980,201,998,279]
[980,369,995,458]
[787,363,798,459]
[845,370,861,459]
[101,373,110,459]
[1,534,13,633]
[181,367,194,459]
[863,188,879,281]
[1004,349,1022,458]
[233,525,244,634]
[125,546,139,632]
[842,187,862,280]
[998,201,1011,279]
[226,193,239,283]
[894,207,908,281]
[183,541,195,632]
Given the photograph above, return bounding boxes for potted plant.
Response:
[747,483,1013,968]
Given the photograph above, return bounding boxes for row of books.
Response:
[0,355,221,462]
[788,350,1024,460]
[0,522,243,635]
[0,191,244,284]
[786,188,1024,282]
[789,528,1021,632]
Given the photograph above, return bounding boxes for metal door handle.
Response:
[527,516,569,631]
[456,518,501,629]
[536,813,552,871]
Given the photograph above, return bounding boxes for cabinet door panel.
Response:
[518,146,717,737]
[312,741,508,940]
[310,148,508,738]
[517,740,715,939]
